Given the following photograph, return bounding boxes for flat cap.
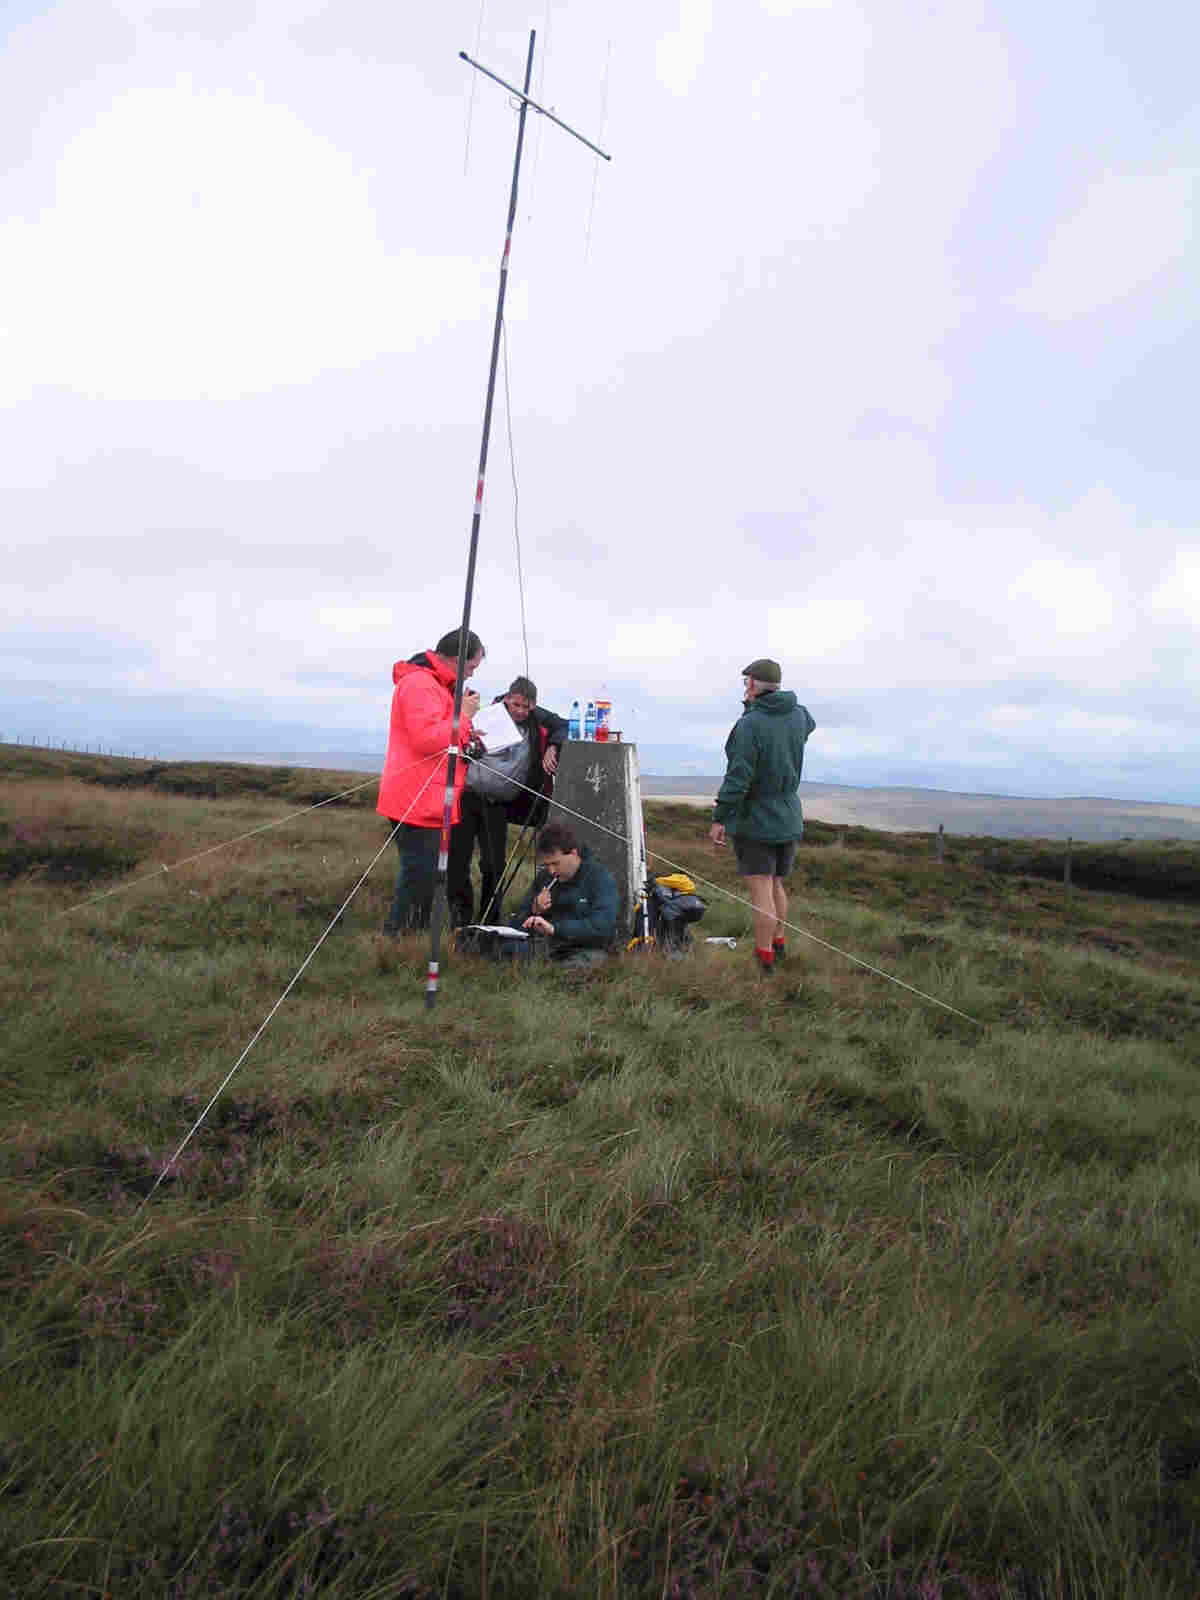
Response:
[741,658,781,684]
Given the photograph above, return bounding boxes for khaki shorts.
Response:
[733,837,797,878]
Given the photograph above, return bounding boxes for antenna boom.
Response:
[459,49,612,161]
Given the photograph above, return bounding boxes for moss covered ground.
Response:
[3,747,1200,1596]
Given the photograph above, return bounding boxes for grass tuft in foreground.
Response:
[2,748,1200,1595]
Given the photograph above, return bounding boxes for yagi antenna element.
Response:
[458,49,613,162]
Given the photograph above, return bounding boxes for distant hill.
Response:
[9,741,1195,844]
[640,776,1200,843]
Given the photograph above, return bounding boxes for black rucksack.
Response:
[645,874,707,951]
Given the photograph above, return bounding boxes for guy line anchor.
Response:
[426,30,612,1010]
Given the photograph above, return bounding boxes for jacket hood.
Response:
[393,652,456,689]
[751,689,798,716]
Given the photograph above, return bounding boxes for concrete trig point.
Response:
[548,741,647,940]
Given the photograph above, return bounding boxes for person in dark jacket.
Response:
[710,658,816,975]
[509,821,618,968]
[448,676,568,926]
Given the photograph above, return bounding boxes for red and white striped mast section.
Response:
[426,30,612,1009]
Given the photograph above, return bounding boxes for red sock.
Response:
[772,937,786,953]
[756,947,775,967]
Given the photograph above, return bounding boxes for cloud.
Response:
[1149,552,1200,624]
[317,604,396,634]
[2,0,1197,805]
[107,0,255,37]
[609,616,697,662]
[767,596,873,662]
[656,0,713,96]
[1016,169,1196,320]
[291,667,382,691]
[0,626,155,669]
[0,82,493,402]
[1007,558,1116,636]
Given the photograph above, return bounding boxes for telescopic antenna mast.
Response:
[426,30,611,1009]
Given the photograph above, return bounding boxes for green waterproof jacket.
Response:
[712,691,817,842]
[510,847,619,951]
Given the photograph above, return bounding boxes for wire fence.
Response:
[4,736,164,760]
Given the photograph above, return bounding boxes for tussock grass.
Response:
[3,750,1200,1595]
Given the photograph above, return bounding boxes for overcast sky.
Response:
[3,0,1198,800]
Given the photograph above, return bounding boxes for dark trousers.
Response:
[383,823,440,933]
[447,791,510,926]
[498,940,610,970]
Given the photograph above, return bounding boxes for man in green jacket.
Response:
[510,821,619,969]
[710,658,817,975]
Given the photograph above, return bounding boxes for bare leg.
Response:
[772,878,787,943]
[745,874,778,950]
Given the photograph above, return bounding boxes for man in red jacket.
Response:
[378,627,484,933]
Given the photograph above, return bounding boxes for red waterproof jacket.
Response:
[377,653,475,827]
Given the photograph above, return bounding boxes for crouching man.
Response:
[510,822,618,970]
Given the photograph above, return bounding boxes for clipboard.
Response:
[471,700,523,752]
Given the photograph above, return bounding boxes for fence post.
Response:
[935,823,945,864]
[1064,836,1072,896]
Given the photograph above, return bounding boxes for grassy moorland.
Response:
[2,746,1200,1598]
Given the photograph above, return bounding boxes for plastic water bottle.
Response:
[584,701,596,741]
[568,700,581,741]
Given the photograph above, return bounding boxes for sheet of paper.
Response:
[471,700,523,752]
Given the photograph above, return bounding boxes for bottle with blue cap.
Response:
[568,700,581,741]
[584,701,597,741]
